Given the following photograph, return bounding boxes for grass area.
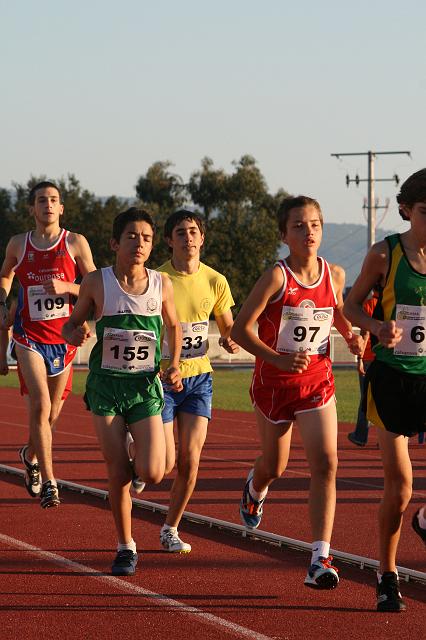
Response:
[0,367,359,422]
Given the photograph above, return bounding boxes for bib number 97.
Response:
[294,326,320,342]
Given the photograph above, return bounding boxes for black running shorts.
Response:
[363,359,426,436]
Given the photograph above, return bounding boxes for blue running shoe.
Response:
[111,550,138,576]
[304,556,339,589]
[239,469,266,529]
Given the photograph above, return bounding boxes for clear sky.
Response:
[1,0,424,233]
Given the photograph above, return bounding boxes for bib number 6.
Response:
[410,325,425,344]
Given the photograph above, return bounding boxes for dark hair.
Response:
[164,209,205,240]
[396,169,426,220]
[277,195,323,234]
[28,181,62,205]
[112,207,156,242]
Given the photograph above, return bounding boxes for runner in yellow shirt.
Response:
[158,209,239,552]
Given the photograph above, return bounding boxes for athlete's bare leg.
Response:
[16,346,68,482]
[93,414,132,544]
[163,421,176,475]
[377,429,412,573]
[296,402,338,543]
[165,412,207,528]
[129,414,166,484]
[251,406,293,493]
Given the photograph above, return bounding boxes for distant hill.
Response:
[279,223,397,287]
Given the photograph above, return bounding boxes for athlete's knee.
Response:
[164,455,176,476]
[176,452,200,483]
[261,459,286,481]
[310,453,338,481]
[29,395,51,422]
[107,462,132,486]
[383,476,412,512]
[134,460,165,485]
[140,469,164,484]
[49,405,61,428]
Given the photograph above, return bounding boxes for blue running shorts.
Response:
[162,372,213,423]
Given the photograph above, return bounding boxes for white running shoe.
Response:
[125,431,146,494]
[160,528,191,553]
[304,556,339,589]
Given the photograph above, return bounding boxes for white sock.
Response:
[43,479,57,488]
[249,479,268,502]
[117,538,137,554]
[311,541,330,564]
[161,524,177,535]
[418,507,426,529]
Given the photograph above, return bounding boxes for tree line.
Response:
[0,155,290,309]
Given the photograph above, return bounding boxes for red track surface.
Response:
[0,387,424,639]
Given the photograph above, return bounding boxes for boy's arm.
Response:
[43,233,96,297]
[344,242,402,348]
[231,265,310,374]
[0,303,15,375]
[62,272,97,346]
[330,264,363,356]
[0,236,20,328]
[0,327,10,375]
[160,274,182,390]
[215,310,240,354]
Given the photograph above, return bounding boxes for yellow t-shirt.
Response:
[159,260,234,378]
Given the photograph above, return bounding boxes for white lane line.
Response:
[0,533,274,640]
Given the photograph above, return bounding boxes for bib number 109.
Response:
[33,297,65,312]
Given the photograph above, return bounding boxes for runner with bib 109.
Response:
[231,195,363,590]
[0,181,96,509]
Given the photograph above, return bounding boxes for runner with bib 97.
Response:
[231,195,363,589]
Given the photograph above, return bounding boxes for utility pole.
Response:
[331,150,411,248]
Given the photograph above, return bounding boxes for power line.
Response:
[331,150,411,249]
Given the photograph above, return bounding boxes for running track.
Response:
[0,387,424,640]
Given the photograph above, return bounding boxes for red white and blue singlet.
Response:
[250,258,339,421]
[12,230,80,372]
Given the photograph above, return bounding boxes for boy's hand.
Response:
[357,358,365,375]
[66,325,92,347]
[377,320,403,348]
[273,351,310,373]
[219,336,240,354]
[161,366,183,392]
[345,331,364,356]
[0,305,8,330]
[43,279,70,295]
[0,359,9,375]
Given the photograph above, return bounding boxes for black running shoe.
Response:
[347,432,367,447]
[111,550,138,576]
[19,445,41,497]
[411,509,426,545]
[40,480,60,509]
[376,572,406,612]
